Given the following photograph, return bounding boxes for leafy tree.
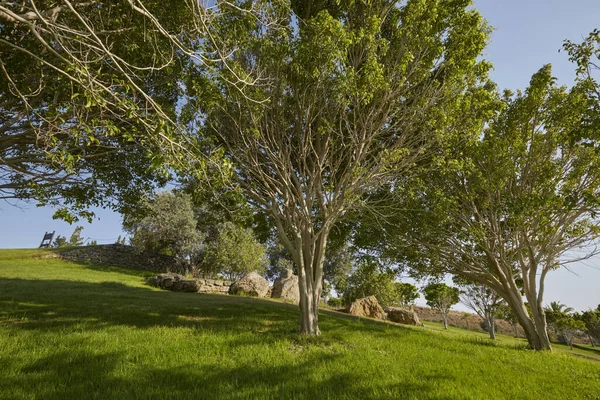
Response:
[545,301,575,324]
[192,0,493,335]
[423,283,460,330]
[497,303,520,338]
[579,308,600,346]
[383,64,600,350]
[124,191,205,261]
[200,222,268,281]
[0,1,267,221]
[68,226,84,247]
[52,235,67,248]
[555,316,586,350]
[459,283,504,339]
[0,1,200,220]
[393,283,420,307]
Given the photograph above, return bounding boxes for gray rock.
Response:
[229,272,270,297]
[271,274,299,304]
[385,307,423,326]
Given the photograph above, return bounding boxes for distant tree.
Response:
[337,256,401,309]
[52,235,67,248]
[123,191,205,261]
[555,316,586,350]
[200,222,268,281]
[115,236,127,246]
[579,309,600,347]
[393,283,420,308]
[497,303,520,338]
[546,302,575,322]
[423,283,460,330]
[68,226,84,246]
[459,283,505,339]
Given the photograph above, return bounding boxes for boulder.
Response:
[271,273,299,304]
[171,279,200,292]
[148,273,200,292]
[348,296,385,319]
[229,272,270,297]
[280,269,294,279]
[385,307,423,326]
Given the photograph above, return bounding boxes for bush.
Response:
[327,298,343,308]
[199,222,268,281]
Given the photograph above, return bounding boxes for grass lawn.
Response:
[1,249,599,400]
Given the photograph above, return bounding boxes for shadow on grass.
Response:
[0,346,443,400]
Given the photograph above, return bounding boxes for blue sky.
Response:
[1,0,599,311]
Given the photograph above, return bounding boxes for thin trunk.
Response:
[441,311,448,329]
[487,316,496,340]
[295,229,328,336]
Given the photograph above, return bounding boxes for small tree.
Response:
[555,316,586,350]
[580,308,600,346]
[423,283,460,330]
[393,283,420,308]
[337,256,401,308]
[68,226,84,246]
[200,222,268,281]
[460,283,505,339]
[52,235,67,248]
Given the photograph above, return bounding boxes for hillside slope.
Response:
[0,249,599,400]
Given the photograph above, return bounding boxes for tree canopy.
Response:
[188,0,493,335]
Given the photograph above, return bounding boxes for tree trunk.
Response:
[292,228,328,336]
[487,316,496,340]
[504,291,552,351]
[441,312,448,329]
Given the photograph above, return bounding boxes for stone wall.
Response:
[197,278,231,294]
[59,244,182,273]
[147,273,231,294]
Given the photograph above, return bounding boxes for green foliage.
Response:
[52,235,67,248]
[68,226,85,246]
[200,222,268,281]
[124,191,205,260]
[336,256,417,308]
[580,309,600,345]
[423,283,460,329]
[326,297,344,308]
[0,1,189,220]
[554,316,586,350]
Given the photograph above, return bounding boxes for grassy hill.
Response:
[1,249,599,400]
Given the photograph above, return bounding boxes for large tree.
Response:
[384,65,600,350]
[0,1,261,219]
[191,0,493,335]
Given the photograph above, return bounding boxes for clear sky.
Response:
[1,0,599,312]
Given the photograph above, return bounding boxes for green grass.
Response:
[1,249,599,400]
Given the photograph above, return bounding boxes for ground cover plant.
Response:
[1,249,599,400]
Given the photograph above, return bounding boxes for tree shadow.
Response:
[1,346,444,400]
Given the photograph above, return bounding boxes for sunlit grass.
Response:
[1,249,599,400]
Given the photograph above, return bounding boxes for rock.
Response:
[348,296,385,319]
[271,273,299,304]
[280,269,293,279]
[385,307,423,326]
[171,279,199,292]
[229,272,270,297]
